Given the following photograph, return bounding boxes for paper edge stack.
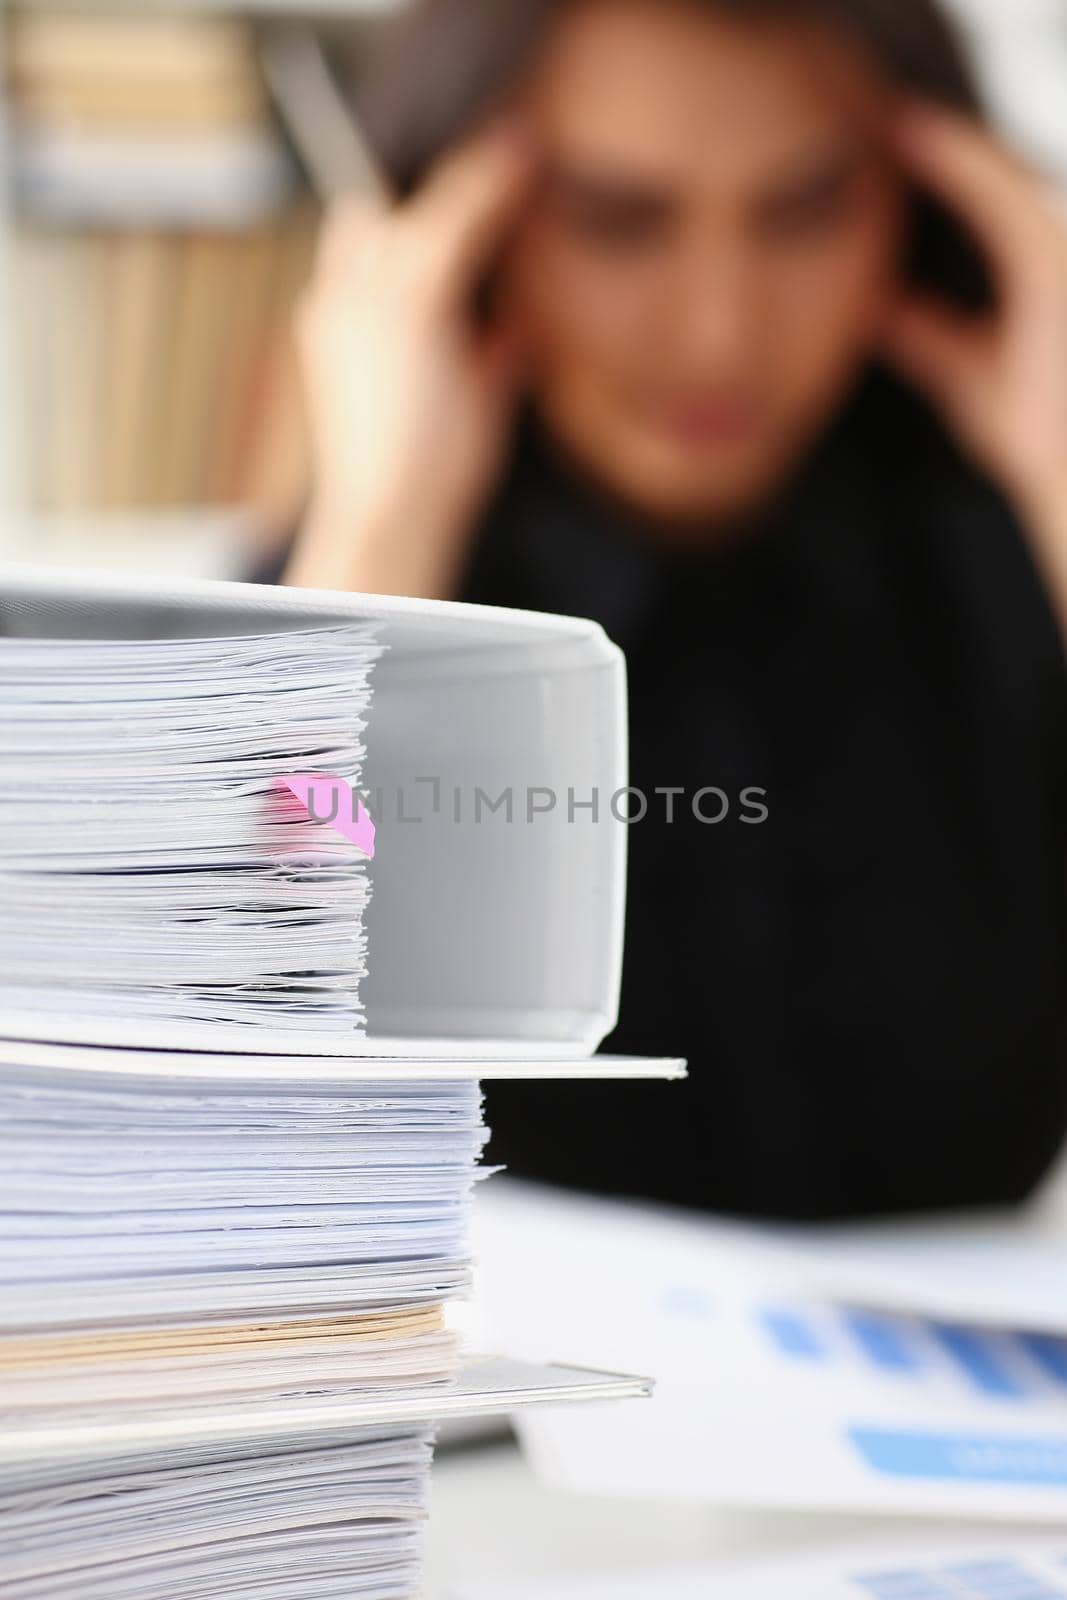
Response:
[0,582,679,1599]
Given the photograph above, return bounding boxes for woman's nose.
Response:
[667,235,763,375]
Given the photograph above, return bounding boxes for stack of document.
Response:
[0,566,681,1599]
[0,1051,662,1600]
[0,1053,485,1368]
[4,1424,437,1600]
[3,1359,651,1600]
[0,1046,477,1598]
[0,623,381,1033]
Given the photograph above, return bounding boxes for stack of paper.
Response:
[0,1056,484,1353]
[0,623,381,1032]
[2,1360,654,1600]
[0,1050,471,1596]
[0,1047,664,1598]
[3,1424,436,1600]
[0,568,682,1599]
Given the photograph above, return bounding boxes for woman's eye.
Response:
[757,173,861,243]
[545,178,671,251]
[567,204,665,247]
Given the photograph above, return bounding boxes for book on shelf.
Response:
[7,11,299,225]
[5,10,318,523]
[0,567,684,1599]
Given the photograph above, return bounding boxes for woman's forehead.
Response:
[521,0,885,192]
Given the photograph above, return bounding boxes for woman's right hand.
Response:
[285,122,534,599]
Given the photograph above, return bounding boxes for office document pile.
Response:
[0,623,381,1032]
[0,567,681,1599]
[1,1067,486,1354]
[0,1059,577,1600]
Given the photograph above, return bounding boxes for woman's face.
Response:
[501,0,907,526]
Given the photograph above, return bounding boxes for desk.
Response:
[424,1433,986,1599]
[428,1159,1067,1596]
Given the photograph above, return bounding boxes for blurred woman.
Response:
[281,0,1067,1220]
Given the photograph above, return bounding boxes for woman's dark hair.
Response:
[348,0,991,307]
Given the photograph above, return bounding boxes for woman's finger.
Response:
[403,119,537,303]
[893,105,1063,296]
[313,194,384,282]
[880,292,988,406]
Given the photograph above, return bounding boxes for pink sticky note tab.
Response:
[279,774,376,859]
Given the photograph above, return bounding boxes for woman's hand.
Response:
[285,122,533,599]
[883,105,1067,637]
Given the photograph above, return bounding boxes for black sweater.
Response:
[264,368,1067,1221]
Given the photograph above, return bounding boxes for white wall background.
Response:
[943,0,1067,179]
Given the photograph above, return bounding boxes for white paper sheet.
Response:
[472,1181,1067,1521]
[785,1209,1067,1336]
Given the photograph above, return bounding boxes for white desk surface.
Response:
[426,1158,1067,1596]
[423,1433,988,1599]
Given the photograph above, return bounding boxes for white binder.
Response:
[0,563,658,1064]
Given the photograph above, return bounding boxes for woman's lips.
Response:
[657,394,763,448]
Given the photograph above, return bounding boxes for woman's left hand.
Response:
[883,105,1067,635]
